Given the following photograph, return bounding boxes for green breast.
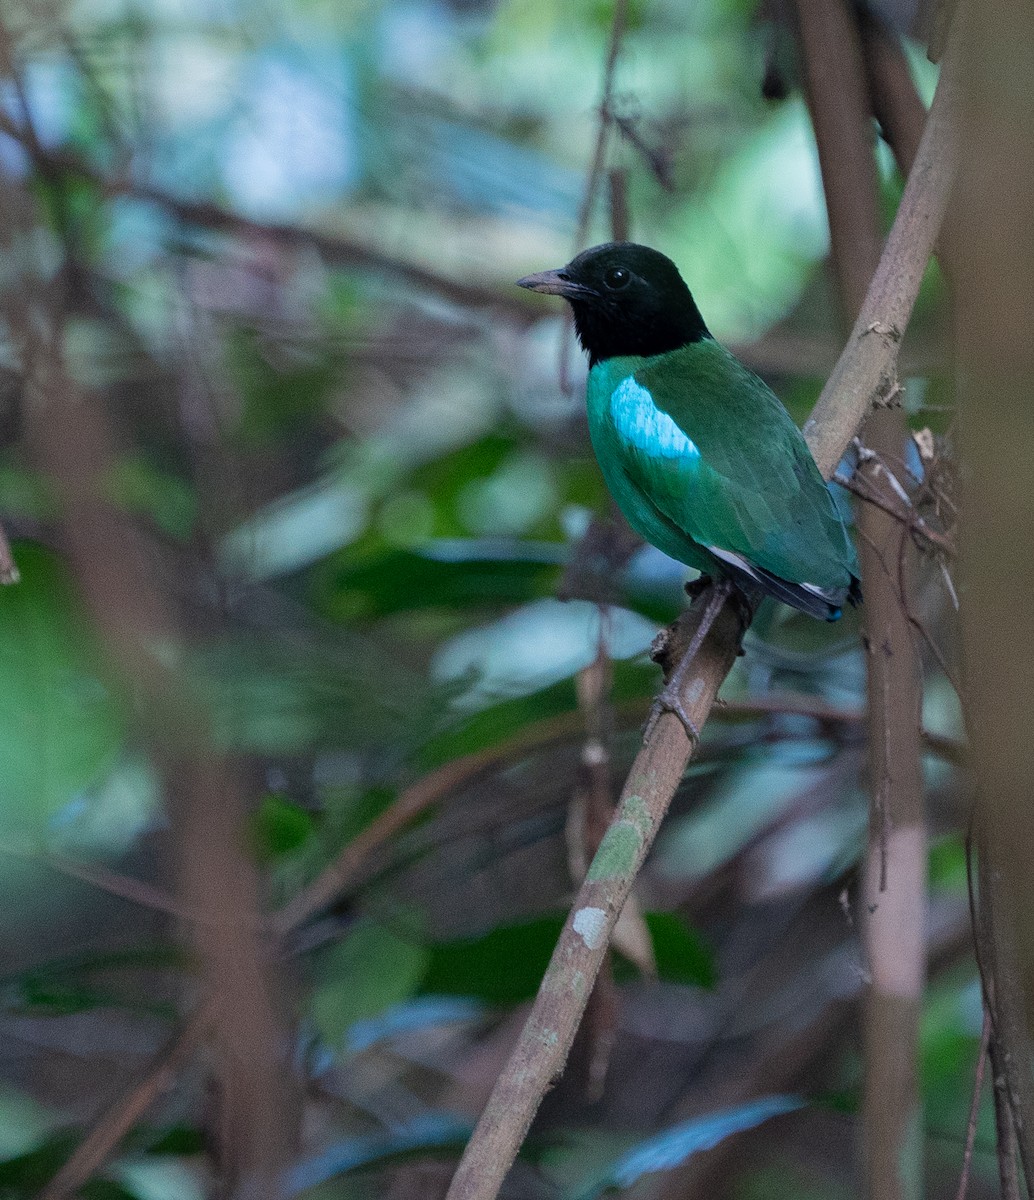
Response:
[586,356,715,573]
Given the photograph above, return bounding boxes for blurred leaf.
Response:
[113,1157,205,1200]
[4,945,182,1018]
[221,477,370,581]
[320,785,398,850]
[431,598,656,710]
[421,914,566,1006]
[0,1085,52,1160]
[736,1163,849,1200]
[316,541,563,622]
[415,656,656,769]
[252,793,315,862]
[12,979,124,1017]
[0,1133,138,1198]
[569,1096,803,1199]
[408,434,517,528]
[343,994,484,1055]
[417,676,578,767]
[0,462,53,519]
[928,834,967,892]
[311,919,429,1045]
[48,756,160,857]
[200,631,430,755]
[612,912,716,989]
[138,1127,206,1156]
[226,327,345,444]
[285,1113,473,1195]
[921,976,988,1142]
[107,457,197,540]
[0,542,122,861]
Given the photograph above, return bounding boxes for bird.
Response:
[517,241,860,737]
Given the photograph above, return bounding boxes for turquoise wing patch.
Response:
[609,377,701,461]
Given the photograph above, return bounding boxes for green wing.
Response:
[609,342,858,594]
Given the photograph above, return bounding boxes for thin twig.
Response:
[976,823,1034,1192]
[568,617,621,1098]
[974,831,1025,1200]
[0,113,532,321]
[0,528,18,583]
[835,468,956,557]
[859,8,927,182]
[954,1011,990,1200]
[18,851,200,923]
[558,0,629,394]
[37,999,216,1200]
[990,1030,1023,1200]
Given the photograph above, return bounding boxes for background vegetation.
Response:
[0,0,1011,1197]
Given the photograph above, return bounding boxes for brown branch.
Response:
[990,1030,1023,1200]
[802,20,960,478]
[37,1000,216,1200]
[790,0,883,320]
[976,824,1034,1191]
[859,10,928,180]
[577,0,628,244]
[954,0,1034,1154]
[440,31,961,1178]
[443,599,743,1200]
[791,7,929,1200]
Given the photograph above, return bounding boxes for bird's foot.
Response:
[684,574,713,602]
[643,579,733,745]
[727,586,755,637]
[643,682,702,746]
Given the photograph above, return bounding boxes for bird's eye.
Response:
[603,267,631,290]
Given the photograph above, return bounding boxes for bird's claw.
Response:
[643,683,701,746]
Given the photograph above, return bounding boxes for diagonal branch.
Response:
[803,32,960,478]
[443,24,962,1200]
[0,113,534,321]
[37,1001,216,1200]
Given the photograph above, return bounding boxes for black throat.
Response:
[570,295,711,368]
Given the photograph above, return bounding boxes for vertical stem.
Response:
[791,4,926,1198]
[955,0,1034,1185]
[955,0,1034,1030]
[978,824,1034,1191]
[990,1030,1023,1200]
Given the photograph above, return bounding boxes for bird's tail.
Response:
[707,545,858,621]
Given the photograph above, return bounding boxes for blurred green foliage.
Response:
[0,0,966,1196]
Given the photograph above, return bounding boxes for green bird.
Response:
[517,242,860,732]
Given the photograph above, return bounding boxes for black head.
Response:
[516,242,710,367]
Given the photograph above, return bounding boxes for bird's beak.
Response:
[516,269,596,299]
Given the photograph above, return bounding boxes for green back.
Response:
[585,340,858,590]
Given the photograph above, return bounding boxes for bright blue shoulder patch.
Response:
[610,377,699,461]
